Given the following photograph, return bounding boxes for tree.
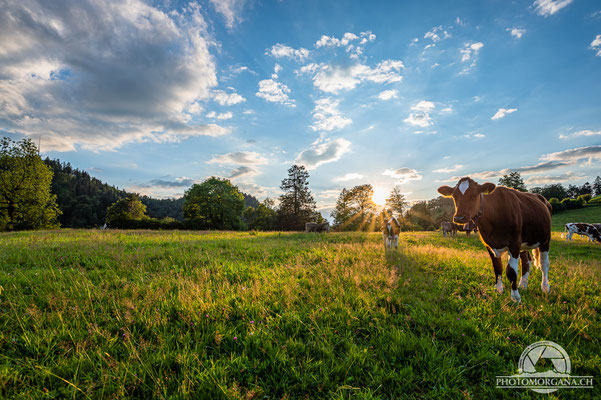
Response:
[579,182,592,197]
[385,186,407,219]
[593,176,601,197]
[331,188,352,229]
[183,177,245,230]
[243,199,277,231]
[566,184,579,199]
[0,137,60,231]
[331,185,377,231]
[277,165,317,230]
[105,194,147,227]
[539,184,567,200]
[498,171,527,192]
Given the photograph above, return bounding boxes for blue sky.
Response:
[1,0,600,216]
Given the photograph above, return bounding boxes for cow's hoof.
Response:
[495,283,504,294]
[541,281,550,294]
[518,277,528,290]
[510,290,521,303]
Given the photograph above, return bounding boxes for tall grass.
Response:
[0,229,599,398]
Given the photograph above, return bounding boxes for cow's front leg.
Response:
[540,250,550,294]
[382,233,388,250]
[518,251,531,289]
[506,248,521,302]
[486,248,504,294]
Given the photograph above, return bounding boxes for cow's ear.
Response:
[438,185,454,197]
[480,182,496,195]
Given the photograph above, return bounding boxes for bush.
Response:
[561,198,583,211]
[590,196,601,205]
[549,198,564,214]
[577,194,592,204]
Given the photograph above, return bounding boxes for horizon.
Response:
[1,0,600,219]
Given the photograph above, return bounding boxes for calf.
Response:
[382,216,401,250]
[316,222,330,233]
[305,222,318,232]
[455,220,477,237]
[441,221,456,237]
[438,177,552,302]
[562,223,601,242]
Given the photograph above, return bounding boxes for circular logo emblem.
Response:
[518,341,571,394]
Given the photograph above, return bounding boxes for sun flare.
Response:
[372,187,387,207]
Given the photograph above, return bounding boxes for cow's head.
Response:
[437,177,496,224]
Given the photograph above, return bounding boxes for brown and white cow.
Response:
[438,177,552,302]
[382,216,401,250]
[441,221,456,237]
[562,223,601,242]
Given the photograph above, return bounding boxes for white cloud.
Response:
[541,145,601,163]
[256,79,295,106]
[560,129,601,139]
[295,137,351,169]
[212,90,246,106]
[301,60,404,93]
[590,35,601,56]
[208,0,247,28]
[228,165,259,179]
[311,98,352,131]
[433,165,463,173]
[207,151,268,165]
[267,44,310,61]
[491,108,518,120]
[314,31,375,58]
[424,26,451,42]
[333,173,364,182]
[206,111,233,120]
[507,28,526,39]
[378,89,398,101]
[404,100,435,127]
[533,0,574,17]
[464,132,486,140]
[456,17,466,26]
[459,42,484,74]
[525,171,585,184]
[382,167,422,184]
[0,0,225,152]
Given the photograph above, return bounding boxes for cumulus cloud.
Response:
[333,173,364,182]
[404,100,435,127]
[378,89,398,100]
[459,42,484,73]
[256,79,295,106]
[590,35,601,56]
[433,165,464,173]
[300,60,404,93]
[206,111,233,120]
[525,171,585,184]
[208,0,247,28]
[0,0,225,151]
[207,151,268,165]
[314,31,375,59]
[228,165,258,179]
[424,26,451,42]
[295,137,351,169]
[533,0,574,17]
[267,44,310,61]
[382,167,422,184]
[311,98,352,131]
[491,108,517,120]
[541,145,601,163]
[441,160,577,183]
[559,129,601,139]
[507,28,526,39]
[212,90,246,106]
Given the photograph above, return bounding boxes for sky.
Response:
[1,0,600,217]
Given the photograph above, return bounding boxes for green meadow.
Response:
[1,216,600,398]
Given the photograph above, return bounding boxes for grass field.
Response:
[551,204,601,232]
[1,228,600,399]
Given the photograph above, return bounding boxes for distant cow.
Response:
[382,216,401,250]
[441,221,456,237]
[562,223,601,243]
[438,177,552,302]
[305,222,330,233]
[455,220,478,237]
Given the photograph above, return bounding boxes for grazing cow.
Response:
[305,222,330,233]
[455,220,478,237]
[438,177,552,302]
[562,223,601,243]
[382,216,401,250]
[441,221,456,237]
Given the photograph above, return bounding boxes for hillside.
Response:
[552,204,601,231]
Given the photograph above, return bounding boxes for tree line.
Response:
[1,137,600,232]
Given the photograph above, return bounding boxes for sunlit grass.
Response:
[0,229,599,398]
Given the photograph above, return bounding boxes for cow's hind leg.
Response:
[518,251,531,289]
[506,246,521,302]
[539,244,550,294]
[532,247,541,269]
[487,248,504,294]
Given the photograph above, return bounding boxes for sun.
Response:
[372,187,387,207]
